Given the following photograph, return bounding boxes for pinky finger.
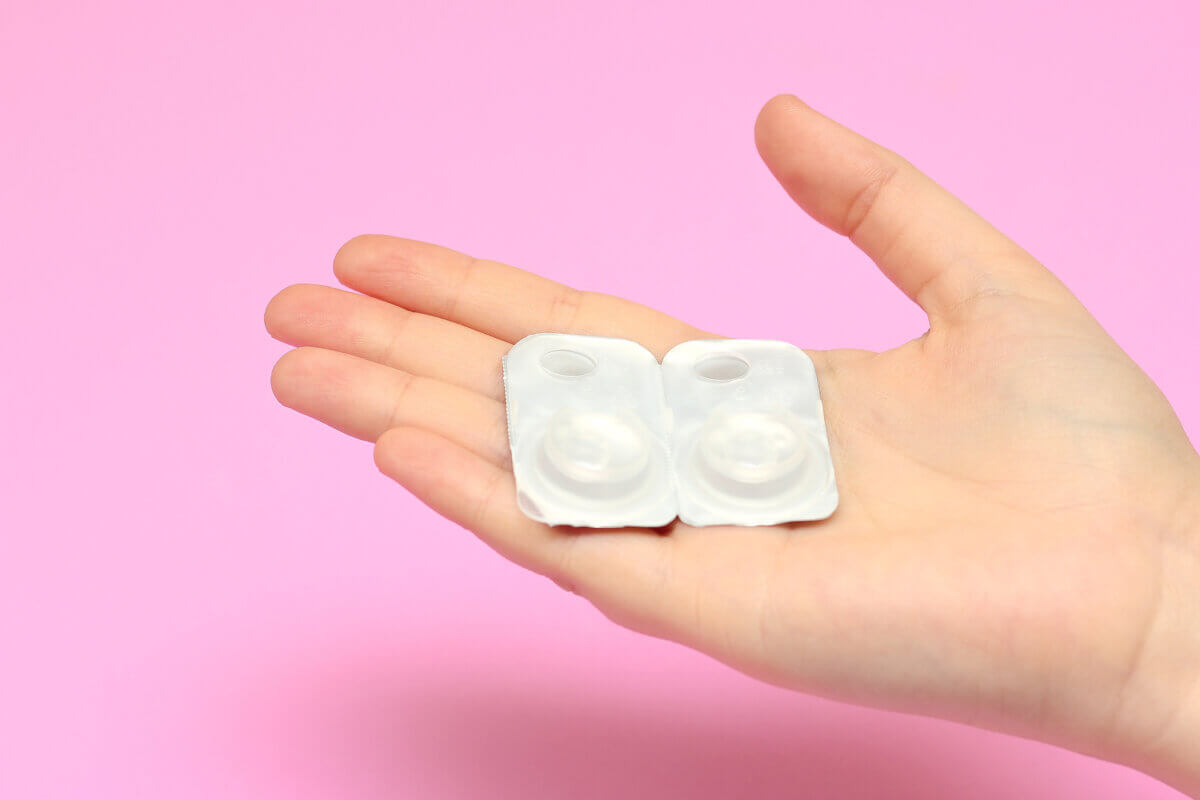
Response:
[374,426,571,578]
[373,427,674,609]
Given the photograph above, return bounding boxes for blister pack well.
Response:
[502,334,837,528]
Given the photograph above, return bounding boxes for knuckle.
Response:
[549,287,585,332]
[385,372,419,430]
[841,160,900,241]
[491,412,513,469]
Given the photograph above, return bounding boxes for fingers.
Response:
[332,234,704,358]
[271,347,509,465]
[374,426,565,575]
[374,426,675,611]
[265,283,509,400]
[754,94,1068,323]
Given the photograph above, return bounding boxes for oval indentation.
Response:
[698,411,806,485]
[540,349,597,377]
[692,410,813,502]
[542,409,650,485]
[694,354,749,382]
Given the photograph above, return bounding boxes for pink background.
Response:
[2,0,1198,797]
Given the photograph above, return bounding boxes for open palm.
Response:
[266,96,1200,783]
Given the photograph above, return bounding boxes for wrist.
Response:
[1116,465,1200,795]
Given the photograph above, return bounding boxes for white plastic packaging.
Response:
[661,339,838,526]
[502,334,837,528]
[502,334,676,527]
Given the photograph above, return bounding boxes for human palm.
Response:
[267,96,1200,788]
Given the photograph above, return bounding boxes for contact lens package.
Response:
[502,334,677,527]
[502,334,837,528]
[660,340,838,527]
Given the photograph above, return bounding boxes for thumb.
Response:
[755,94,1063,324]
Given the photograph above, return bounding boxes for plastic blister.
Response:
[661,339,838,526]
[502,334,837,528]
[502,334,676,527]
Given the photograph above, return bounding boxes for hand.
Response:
[265,95,1200,794]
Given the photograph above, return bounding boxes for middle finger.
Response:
[266,283,510,400]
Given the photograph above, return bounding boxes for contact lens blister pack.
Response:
[502,334,677,528]
[660,339,838,526]
[502,334,837,528]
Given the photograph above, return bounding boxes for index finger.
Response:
[332,235,706,358]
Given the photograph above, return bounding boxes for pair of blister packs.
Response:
[502,334,838,528]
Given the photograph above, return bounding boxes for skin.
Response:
[266,95,1200,795]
